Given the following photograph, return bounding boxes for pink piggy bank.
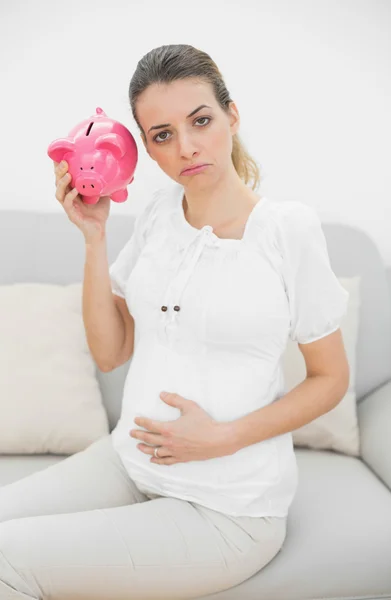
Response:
[47,107,138,205]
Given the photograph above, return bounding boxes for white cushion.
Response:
[282,276,361,456]
[0,282,109,454]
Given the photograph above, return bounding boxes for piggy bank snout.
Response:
[74,173,104,196]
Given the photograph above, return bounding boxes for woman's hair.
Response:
[128,44,261,191]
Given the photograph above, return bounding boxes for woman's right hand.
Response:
[54,160,111,244]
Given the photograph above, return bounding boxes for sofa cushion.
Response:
[0,454,64,487]
[197,448,391,600]
[0,282,109,454]
[196,448,391,599]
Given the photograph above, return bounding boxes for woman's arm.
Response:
[226,328,350,451]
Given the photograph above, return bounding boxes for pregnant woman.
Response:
[0,43,350,599]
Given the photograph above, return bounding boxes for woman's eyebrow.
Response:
[148,104,212,133]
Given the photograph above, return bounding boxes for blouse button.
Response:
[161,306,168,312]
[173,305,181,311]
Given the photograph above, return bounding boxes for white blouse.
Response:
[109,182,349,517]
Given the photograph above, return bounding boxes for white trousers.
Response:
[0,434,287,599]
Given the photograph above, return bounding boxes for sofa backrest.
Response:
[1,207,390,432]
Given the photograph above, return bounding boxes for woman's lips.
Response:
[181,164,209,175]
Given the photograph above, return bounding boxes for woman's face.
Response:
[137,78,240,185]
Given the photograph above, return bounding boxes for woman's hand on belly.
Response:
[129,391,234,465]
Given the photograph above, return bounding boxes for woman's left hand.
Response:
[129,392,235,465]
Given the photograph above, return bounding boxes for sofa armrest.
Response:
[357,378,391,491]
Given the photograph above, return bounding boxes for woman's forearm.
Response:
[225,374,349,452]
[83,237,126,372]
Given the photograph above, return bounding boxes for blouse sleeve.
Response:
[276,201,349,344]
[109,192,161,299]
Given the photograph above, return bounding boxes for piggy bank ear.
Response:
[95,133,126,160]
[47,139,75,163]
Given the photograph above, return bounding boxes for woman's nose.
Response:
[177,134,199,157]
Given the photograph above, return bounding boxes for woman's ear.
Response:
[228,101,240,136]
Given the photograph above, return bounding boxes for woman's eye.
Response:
[154,131,170,143]
[196,117,210,126]
[153,117,211,144]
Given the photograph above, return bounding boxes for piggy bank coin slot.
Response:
[86,122,94,136]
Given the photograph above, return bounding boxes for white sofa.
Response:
[1,208,391,600]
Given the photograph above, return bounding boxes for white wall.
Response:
[1,0,390,263]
